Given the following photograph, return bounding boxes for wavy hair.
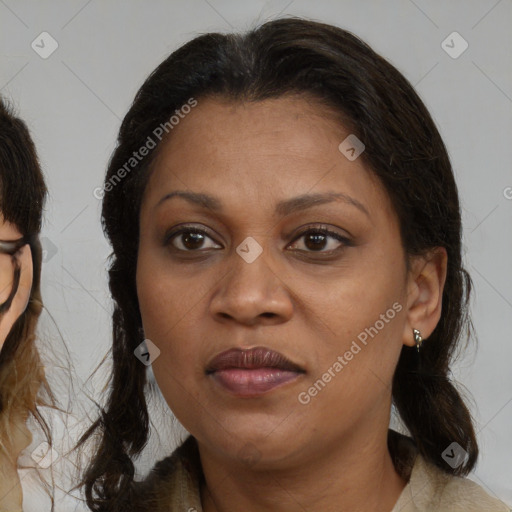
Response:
[79,17,478,511]
[0,98,50,468]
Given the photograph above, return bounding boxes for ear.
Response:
[402,247,448,347]
[0,244,34,350]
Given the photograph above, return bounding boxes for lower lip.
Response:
[210,368,302,396]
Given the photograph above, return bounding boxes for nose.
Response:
[209,247,294,327]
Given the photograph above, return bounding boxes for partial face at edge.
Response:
[136,96,413,467]
[0,216,33,351]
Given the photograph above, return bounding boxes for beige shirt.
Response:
[392,454,509,511]
[138,430,510,511]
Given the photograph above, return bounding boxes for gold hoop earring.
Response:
[413,328,422,352]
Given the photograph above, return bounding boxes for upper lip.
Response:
[206,347,305,374]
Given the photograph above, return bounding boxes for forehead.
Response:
[142,96,395,223]
[152,95,349,168]
[0,214,22,239]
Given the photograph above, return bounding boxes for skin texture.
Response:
[0,216,33,512]
[136,96,447,512]
[0,409,31,512]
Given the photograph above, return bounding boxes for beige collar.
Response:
[138,430,508,512]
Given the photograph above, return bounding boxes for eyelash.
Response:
[164,224,352,255]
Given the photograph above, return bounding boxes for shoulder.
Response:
[134,435,203,511]
[388,430,509,512]
[394,453,510,512]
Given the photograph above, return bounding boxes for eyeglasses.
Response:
[0,235,32,315]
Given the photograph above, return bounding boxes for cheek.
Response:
[137,243,207,339]
[298,297,405,431]
[313,254,405,346]
[136,251,212,396]
[305,250,406,401]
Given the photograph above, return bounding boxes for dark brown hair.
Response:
[80,17,477,511]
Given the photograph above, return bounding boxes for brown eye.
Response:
[166,227,222,252]
[303,232,329,251]
[288,227,350,253]
[179,231,206,250]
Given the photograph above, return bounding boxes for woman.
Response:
[0,98,50,511]
[80,17,509,511]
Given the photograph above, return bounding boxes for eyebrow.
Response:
[157,190,370,218]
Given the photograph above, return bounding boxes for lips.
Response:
[206,347,305,397]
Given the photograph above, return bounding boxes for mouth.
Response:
[205,346,305,397]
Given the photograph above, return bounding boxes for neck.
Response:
[199,421,406,512]
[0,412,31,511]
[0,451,23,511]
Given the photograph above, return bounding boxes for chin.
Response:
[196,418,310,468]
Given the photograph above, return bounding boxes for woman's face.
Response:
[137,96,417,467]
[0,216,32,350]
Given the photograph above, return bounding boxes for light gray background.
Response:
[1,0,511,508]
